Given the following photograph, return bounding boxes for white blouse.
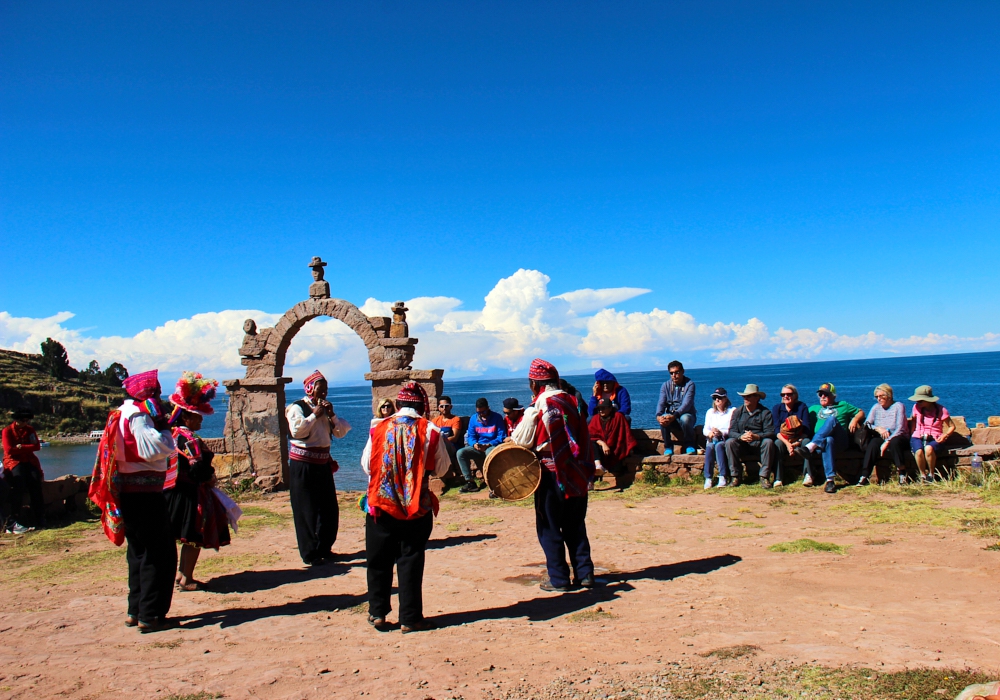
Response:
[702,406,735,438]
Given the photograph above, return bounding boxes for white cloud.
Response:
[3,270,999,387]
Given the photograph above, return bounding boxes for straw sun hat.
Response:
[908,385,940,403]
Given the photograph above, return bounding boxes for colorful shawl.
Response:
[88,410,125,546]
[366,414,439,520]
[537,391,594,498]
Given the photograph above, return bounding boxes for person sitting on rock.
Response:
[861,383,909,486]
[724,385,776,487]
[656,360,697,455]
[908,385,954,484]
[431,396,462,472]
[455,398,506,493]
[1,409,44,533]
[804,383,865,494]
[703,388,735,489]
[502,398,526,435]
[772,384,812,488]
[588,369,632,423]
[588,398,636,479]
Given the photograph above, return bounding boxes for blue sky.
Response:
[2,1,999,382]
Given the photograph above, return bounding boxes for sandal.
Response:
[176,580,203,592]
[401,619,434,634]
[125,615,138,628]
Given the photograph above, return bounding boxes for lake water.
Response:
[35,350,1000,491]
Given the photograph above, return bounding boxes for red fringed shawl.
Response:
[88,410,125,546]
[587,411,637,468]
[535,391,595,498]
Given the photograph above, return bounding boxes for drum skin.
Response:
[483,443,542,501]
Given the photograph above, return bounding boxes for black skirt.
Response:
[165,482,202,545]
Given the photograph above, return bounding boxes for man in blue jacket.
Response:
[655,360,697,455]
[587,369,632,423]
[456,397,507,493]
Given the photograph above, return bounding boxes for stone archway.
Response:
[210,261,444,489]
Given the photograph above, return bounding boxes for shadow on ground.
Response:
[430,554,742,629]
[426,533,498,549]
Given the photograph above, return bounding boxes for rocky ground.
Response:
[0,478,997,700]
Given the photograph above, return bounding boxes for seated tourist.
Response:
[771,384,812,487]
[588,369,632,423]
[702,388,735,489]
[431,395,462,471]
[861,383,909,486]
[588,398,636,478]
[455,398,506,493]
[2,409,44,532]
[370,398,395,427]
[804,383,865,494]
[502,398,525,436]
[908,385,954,484]
[724,385,776,487]
[656,360,697,455]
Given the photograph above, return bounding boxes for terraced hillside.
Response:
[0,349,125,436]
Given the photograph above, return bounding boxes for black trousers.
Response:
[8,463,44,527]
[365,511,433,626]
[120,491,176,622]
[862,433,908,480]
[289,460,339,564]
[534,469,593,588]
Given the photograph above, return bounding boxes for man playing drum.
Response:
[511,358,597,592]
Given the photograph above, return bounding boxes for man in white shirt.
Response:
[285,370,351,566]
[360,383,450,633]
[115,369,177,633]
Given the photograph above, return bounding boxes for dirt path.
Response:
[0,482,997,699]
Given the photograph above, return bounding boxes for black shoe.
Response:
[794,446,811,460]
[488,490,499,499]
[138,617,175,634]
[575,573,596,589]
[760,477,773,489]
[824,480,836,494]
[458,481,481,493]
[401,619,434,634]
[857,476,870,487]
[368,614,391,632]
[539,580,572,593]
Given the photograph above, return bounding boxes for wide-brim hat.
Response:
[10,408,33,421]
[737,383,766,399]
[908,385,939,403]
[307,256,327,268]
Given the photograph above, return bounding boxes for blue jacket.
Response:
[587,386,631,417]
[772,401,813,439]
[465,411,507,447]
[656,378,696,417]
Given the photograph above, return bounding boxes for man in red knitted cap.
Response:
[285,370,352,566]
[511,358,597,592]
[360,382,451,633]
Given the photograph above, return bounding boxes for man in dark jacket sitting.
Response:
[724,384,777,487]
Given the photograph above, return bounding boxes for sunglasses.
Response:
[780,392,794,397]
[669,370,683,375]
[438,403,451,407]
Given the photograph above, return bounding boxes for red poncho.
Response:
[588,411,637,470]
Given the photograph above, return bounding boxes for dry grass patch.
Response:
[769,539,848,555]
[699,644,761,659]
[197,552,279,576]
[236,505,290,534]
[567,605,616,623]
[834,498,1000,539]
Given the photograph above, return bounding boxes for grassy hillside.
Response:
[0,349,126,436]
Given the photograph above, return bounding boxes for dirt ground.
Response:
[0,479,998,700]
